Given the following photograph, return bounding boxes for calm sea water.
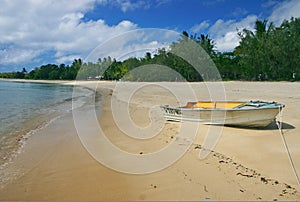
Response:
[0,81,88,166]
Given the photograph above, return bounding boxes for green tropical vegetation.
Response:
[1,18,299,81]
[233,17,300,80]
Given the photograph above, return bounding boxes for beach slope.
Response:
[0,81,299,201]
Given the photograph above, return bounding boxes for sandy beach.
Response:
[0,80,299,201]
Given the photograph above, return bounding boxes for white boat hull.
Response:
[161,101,284,127]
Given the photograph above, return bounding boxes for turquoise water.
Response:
[0,81,81,165]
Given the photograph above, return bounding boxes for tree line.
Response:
[0,59,81,80]
[1,17,299,81]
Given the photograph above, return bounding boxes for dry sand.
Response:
[0,80,299,201]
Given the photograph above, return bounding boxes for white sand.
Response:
[0,80,299,201]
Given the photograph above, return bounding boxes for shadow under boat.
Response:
[225,121,295,131]
[167,119,295,130]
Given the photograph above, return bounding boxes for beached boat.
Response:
[160,100,285,127]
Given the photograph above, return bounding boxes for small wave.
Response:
[72,85,96,111]
[0,113,63,188]
[0,83,98,188]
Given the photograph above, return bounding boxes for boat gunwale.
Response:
[161,106,284,112]
[160,100,285,112]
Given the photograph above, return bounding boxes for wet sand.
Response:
[0,81,299,200]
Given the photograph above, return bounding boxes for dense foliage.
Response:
[233,17,300,81]
[1,18,299,81]
[0,60,82,80]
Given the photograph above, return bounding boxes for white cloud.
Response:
[0,48,41,65]
[0,0,176,70]
[0,0,138,70]
[55,54,82,64]
[116,40,170,61]
[213,31,240,52]
[209,15,257,38]
[208,15,257,52]
[189,15,258,52]
[231,7,248,17]
[188,0,300,52]
[190,21,210,33]
[269,0,300,25]
[97,0,171,12]
[155,0,172,7]
[261,0,279,8]
[111,0,151,12]
[86,29,179,62]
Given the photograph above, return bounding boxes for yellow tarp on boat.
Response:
[183,102,245,109]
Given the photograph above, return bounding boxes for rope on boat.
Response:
[276,107,300,186]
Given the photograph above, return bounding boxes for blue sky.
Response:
[87,0,271,29]
[0,0,299,72]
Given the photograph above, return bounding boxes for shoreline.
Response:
[0,78,75,84]
[0,80,93,172]
[1,77,300,84]
[0,81,72,168]
[0,81,299,200]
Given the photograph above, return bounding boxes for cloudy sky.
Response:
[0,0,299,72]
